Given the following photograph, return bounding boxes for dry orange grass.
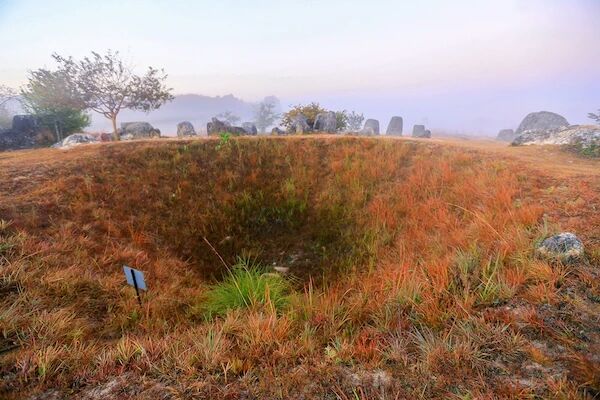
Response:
[0,136,598,399]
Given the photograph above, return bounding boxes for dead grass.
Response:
[0,136,598,399]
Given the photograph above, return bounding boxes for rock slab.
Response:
[207,118,246,136]
[412,125,431,138]
[313,112,337,133]
[288,114,311,134]
[386,116,403,135]
[361,119,380,135]
[177,121,196,137]
[119,122,161,140]
[53,133,99,149]
[512,124,600,149]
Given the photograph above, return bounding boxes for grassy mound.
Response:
[0,137,598,399]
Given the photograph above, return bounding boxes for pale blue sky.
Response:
[1,0,599,133]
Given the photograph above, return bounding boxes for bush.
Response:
[281,103,356,132]
[281,102,326,130]
[202,258,291,318]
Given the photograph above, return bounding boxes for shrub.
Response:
[281,102,326,130]
[202,258,291,317]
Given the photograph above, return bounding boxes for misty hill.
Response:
[90,94,257,135]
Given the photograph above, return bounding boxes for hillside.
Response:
[0,136,598,399]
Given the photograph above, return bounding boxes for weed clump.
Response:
[201,258,292,318]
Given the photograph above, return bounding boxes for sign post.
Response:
[123,265,147,306]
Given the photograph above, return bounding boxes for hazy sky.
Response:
[1,0,599,134]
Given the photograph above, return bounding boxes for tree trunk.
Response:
[111,115,119,141]
[54,121,60,142]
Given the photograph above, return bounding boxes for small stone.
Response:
[537,232,585,263]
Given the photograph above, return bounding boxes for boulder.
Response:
[271,127,287,135]
[92,132,112,142]
[0,115,41,151]
[207,118,229,135]
[0,128,36,151]
[176,121,196,137]
[386,116,403,135]
[512,124,600,149]
[119,122,161,140]
[566,125,600,156]
[496,129,515,142]
[207,118,246,136]
[515,111,569,136]
[412,125,431,138]
[361,119,380,135]
[11,115,38,134]
[313,111,337,133]
[360,126,376,135]
[536,232,584,264]
[52,133,99,149]
[241,122,258,135]
[288,114,311,134]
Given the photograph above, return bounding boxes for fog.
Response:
[1,0,599,135]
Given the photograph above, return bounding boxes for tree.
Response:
[281,102,326,130]
[21,69,90,140]
[45,51,173,140]
[0,85,17,129]
[0,85,17,108]
[589,109,600,124]
[215,111,241,125]
[346,111,365,131]
[254,96,280,133]
[335,110,349,132]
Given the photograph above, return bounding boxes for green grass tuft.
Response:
[202,257,291,318]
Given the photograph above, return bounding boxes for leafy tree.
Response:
[42,50,173,140]
[21,69,90,140]
[254,96,280,133]
[215,111,241,125]
[281,102,326,130]
[589,109,600,124]
[0,85,16,108]
[346,111,365,131]
[335,110,349,132]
